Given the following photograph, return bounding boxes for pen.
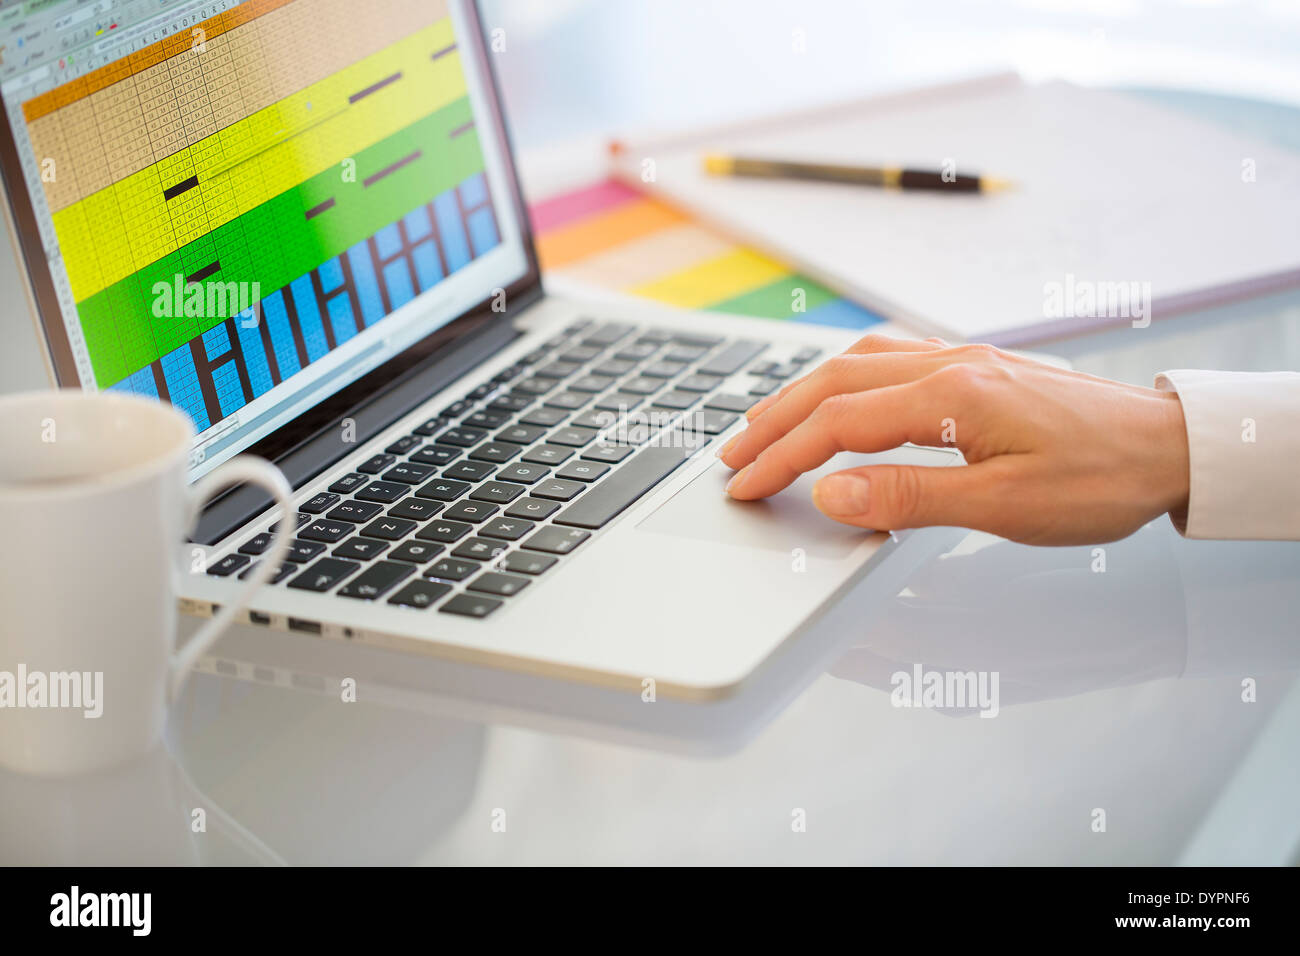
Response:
[703,154,1011,193]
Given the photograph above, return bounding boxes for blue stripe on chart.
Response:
[466,207,499,257]
[160,346,209,430]
[235,309,274,397]
[412,239,442,290]
[290,275,329,362]
[261,290,302,379]
[327,292,357,347]
[434,191,470,272]
[382,259,415,312]
[346,241,385,326]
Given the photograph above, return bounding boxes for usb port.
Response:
[287,617,321,635]
[248,611,271,626]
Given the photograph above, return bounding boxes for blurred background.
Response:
[481,0,1300,171]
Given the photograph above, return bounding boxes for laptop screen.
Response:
[0,0,532,478]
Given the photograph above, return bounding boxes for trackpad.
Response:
[636,446,961,559]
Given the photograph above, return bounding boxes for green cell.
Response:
[79,97,485,387]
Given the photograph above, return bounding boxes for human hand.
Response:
[718,335,1190,545]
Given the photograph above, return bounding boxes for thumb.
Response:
[811,462,1013,532]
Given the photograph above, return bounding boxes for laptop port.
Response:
[248,611,271,626]
[287,617,321,635]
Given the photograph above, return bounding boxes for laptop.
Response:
[0,0,960,703]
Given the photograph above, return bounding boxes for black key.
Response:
[592,359,636,377]
[554,445,688,529]
[470,481,525,504]
[302,492,341,513]
[496,424,546,445]
[207,553,251,576]
[518,347,551,366]
[522,525,591,555]
[358,453,396,473]
[238,533,273,555]
[444,500,499,523]
[504,497,562,520]
[355,480,408,503]
[664,345,708,363]
[593,392,643,412]
[286,539,326,563]
[535,360,581,379]
[440,399,473,418]
[496,462,549,484]
[464,409,509,429]
[766,362,801,379]
[410,444,461,467]
[388,579,452,609]
[749,377,781,396]
[697,339,766,376]
[615,343,657,361]
[637,329,672,344]
[616,409,678,445]
[487,393,532,413]
[557,460,609,482]
[333,536,389,560]
[569,374,614,393]
[544,391,589,411]
[682,409,739,435]
[549,426,598,447]
[436,426,487,447]
[385,435,422,455]
[643,360,686,379]
[287,557,360,592]
[388,498,444,521]
[581,443,634,464]
[676,373,723,393]
[389,540,445,563]
[452,536,509,561]
[512,377,554,396]
[329,473,369,495]
[426,558,481,582]
[327,500,384,522]
[360,517,418,540]
[469,572,531,597]
[415,478,471,501]
[704,392,758,413]
[416,519,473,544]
[382,462,436,484]
[300,519,355,543]
[560,345,602,363]
[620,377,661,395]
[570,409,618,430]
[522,444,573,466]
[467,383,495,400]
[412,418,446,437]
[500,551,557,576]
[518,406,568,427]
[480,516,535,541]
[439,594,502,619]
[444,459,496,482]
[652,390,700,410]
[338,561,413,600]
[238,560,297,584]
[468,441,523,464]
[749,361,778,376]
[583,322,634,346]
[671,332,723,347]
[792,346,821,363]
[533,478,585,502]
[270,511,313,533]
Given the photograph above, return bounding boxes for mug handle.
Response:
[170,455,294,704]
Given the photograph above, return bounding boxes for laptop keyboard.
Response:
[206,320,821,620]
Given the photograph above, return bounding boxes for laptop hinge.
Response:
[191,317,527,545]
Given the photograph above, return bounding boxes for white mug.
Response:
[0,390,293,776]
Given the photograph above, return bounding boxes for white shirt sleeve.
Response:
[1155,369,1300,540]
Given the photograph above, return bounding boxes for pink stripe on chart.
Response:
[528,179,642,235]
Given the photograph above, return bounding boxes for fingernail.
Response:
[716,434,740,459]
[814,474,870,515]
[725,465,751,497]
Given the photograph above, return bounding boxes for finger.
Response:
[726,381,951,499]
[722,350,948,470]
[744,335,942,422]
[810,459,1025,534]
